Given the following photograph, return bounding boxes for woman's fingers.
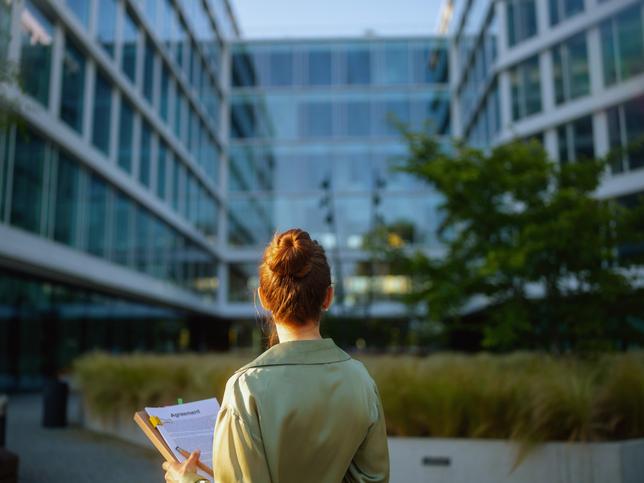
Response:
[184,450,201,471]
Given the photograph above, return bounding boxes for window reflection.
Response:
[53,153,81,247]
[20,0,53,107]
[60,38,86,133]
[96,0,117,57]
[117,99,134,173]
[92,70,112,156]
[10,129,45,234]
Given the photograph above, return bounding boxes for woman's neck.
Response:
[275,320,322,343]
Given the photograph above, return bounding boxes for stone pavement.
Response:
[6,394,163,483]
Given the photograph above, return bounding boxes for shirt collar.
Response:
[236,338,351,372]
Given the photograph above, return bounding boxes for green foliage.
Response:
[74,352,252,417]
[386,132,644,351]
[75,351,644,444]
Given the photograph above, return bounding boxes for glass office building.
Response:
[0,0,238,389]
[225,37,450,317]
[0,1,450,387]
[449,0,644,202]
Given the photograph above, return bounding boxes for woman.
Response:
[163,228,389,483]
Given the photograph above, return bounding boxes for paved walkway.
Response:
[6,394,163,482]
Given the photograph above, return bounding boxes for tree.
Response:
[384,132,644,352]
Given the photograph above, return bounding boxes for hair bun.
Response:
[266,229,315,278]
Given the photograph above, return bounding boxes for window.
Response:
[0,0,11,62]
[507,0,537,47]
[118,99,134,173]
[10,129,45,234]
[112,192,133,267]
[20,0,54,107]
[0,130,8,219]
[549,0,583,26]
[92,70,112,156]
[65,0,90,28]
[144,0,157,31]
[346,101,371,137]
[376,99,410,136]
[86,174,109,258]
[96,0,117,57]
[160,66,170,122]
[157,141,168,200]
[187,175,199,225]
[122,10,139,84]
[269,51,293,86]
[60,39,86,133]
[557,116,594,164]
[53,153,81,247]
[381,45,409,85]
[143,37,155,104]
[139,122,152,188]
[172,157,181,212]
[413,45,448,84]
[608,96,644,173]
[510,55,542,121]
[307,50,332,86]
[300,102,333,138]
[553,32,589,105]
[601,6,644,86]
[175,91,185,141]
[134,204,151,273]
[345,49,371,85]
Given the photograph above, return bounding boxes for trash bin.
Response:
[0,395,6,447]
[42,378,68,428]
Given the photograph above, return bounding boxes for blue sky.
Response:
[230,0,447,39]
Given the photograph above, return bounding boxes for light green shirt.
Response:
[185,338,389,483]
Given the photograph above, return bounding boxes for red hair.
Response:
[258,229,331,345]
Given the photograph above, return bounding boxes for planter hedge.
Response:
[74,351,644,444]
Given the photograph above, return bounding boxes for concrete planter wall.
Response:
[388,437,644,483]
[83,407,644,483]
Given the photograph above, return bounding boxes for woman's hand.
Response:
[162,450,202,483]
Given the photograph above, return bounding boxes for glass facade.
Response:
[553,32,589,105]
[510,55,542,120]
[601,5,644,87]
[60,38,86,133]
[608,95,644,173]
[228,38,448,307]
[20,0,54,108]
[557,115,594,163]
[549,0,584,26]
[507,0,538,47]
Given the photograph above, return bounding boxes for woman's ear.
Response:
[322,285,334,311]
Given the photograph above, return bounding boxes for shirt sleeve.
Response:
[343,386,390,483]
[212,405,272,483]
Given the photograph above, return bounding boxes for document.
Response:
[145,397,220,481]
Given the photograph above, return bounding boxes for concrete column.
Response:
[540,50,555,115]
[49,23,65,118]
[83,61,96,143]
[586,25,603,95]
[593,110,610,158]
[536,0,550,36]
[498,70,513,140]
[544,128,558,161]
[109,91,120,164]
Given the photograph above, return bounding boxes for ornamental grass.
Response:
[74,351,644,444]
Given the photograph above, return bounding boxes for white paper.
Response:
[146,397,220,481]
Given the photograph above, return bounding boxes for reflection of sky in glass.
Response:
[21,7,53,46]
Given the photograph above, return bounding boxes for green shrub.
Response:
[74,351,644,444]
